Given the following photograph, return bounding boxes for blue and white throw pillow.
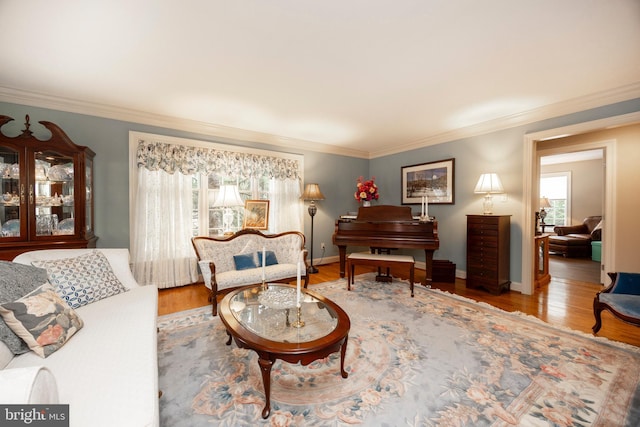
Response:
[32,251,128,309]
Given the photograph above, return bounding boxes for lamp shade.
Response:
[301,183,325,201]
[213,185,244,207]
[539,197,552,209]
[474,173,505,194]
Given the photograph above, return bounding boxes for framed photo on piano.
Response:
[401,158,455,205]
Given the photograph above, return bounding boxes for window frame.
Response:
[540,171,572,227]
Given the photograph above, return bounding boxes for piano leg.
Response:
[424,250,434,287]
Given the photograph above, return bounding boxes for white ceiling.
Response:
[1,1,639,158]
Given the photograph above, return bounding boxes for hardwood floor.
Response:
[549,254,601,283]
[158,262,640,348]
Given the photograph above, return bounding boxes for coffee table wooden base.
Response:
[226,330,349,418]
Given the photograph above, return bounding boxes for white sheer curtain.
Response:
[268,178,304,233]
[131,169,199,288]
[130,133,304,288]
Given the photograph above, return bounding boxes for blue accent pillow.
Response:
[233,253,257,271]
[610,272,640,295]
[257,250,279,266]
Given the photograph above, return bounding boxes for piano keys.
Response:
[332,205,439,286]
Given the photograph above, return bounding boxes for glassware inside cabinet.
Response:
[85,157,93,234]
[0,146,20,238]
[0,115,97,258]
[34,150,75,236]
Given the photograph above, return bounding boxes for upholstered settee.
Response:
[0,249,159,427]
[549,216,602,258]
[192,229,309,316]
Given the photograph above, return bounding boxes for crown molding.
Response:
[369,82,640,158]
[2,82,638,160]
[0,86,370,159]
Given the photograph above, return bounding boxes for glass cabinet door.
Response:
[85,157,93,235]
[0,146,21,238]
[33,150,75,237]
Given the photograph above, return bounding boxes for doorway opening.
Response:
[539,149,604,284]
[521,111,640,295]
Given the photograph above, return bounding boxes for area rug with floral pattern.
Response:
[157,273,640,426]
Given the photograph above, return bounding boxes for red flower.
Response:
[354,176,379,202]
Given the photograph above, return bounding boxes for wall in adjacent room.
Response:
[540,159,603,225]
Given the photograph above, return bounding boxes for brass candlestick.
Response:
[262,279,268,291]
[291,305,305,328]
[419,215,433,223]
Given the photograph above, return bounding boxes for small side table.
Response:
[534,234,551,287]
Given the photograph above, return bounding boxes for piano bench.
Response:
[347,252,415,297]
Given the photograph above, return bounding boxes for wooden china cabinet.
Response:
[0,115,97,260]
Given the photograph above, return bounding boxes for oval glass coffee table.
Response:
[219,283,350,419]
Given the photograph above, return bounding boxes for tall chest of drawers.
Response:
[466,215,511,294]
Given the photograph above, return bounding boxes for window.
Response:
[129,131,303,288]
[192,174,271,236]
[540,172,571,226]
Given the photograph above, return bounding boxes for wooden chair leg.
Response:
[353,259,359,288]
[209,288,218,317]
[210,282,219,316]
[410,264,415,297]
[592,299,604,334]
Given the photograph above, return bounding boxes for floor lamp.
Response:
[301,183,325,274]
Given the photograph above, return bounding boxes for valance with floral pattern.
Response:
[136,140,301,180]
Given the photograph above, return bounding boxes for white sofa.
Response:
[0,248,159,427]
[192,229,309,315]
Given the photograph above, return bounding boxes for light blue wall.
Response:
[370,98,640,283]
[0,101,369,257]
[2,98,639,285]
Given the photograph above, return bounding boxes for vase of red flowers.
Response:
[354,176,379,205]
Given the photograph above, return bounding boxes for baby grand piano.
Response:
[332,205,439,286]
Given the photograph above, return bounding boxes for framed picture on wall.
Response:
[243,200,270,230]
[401,158,455,204]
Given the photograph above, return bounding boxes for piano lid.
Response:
[355,205,413,222]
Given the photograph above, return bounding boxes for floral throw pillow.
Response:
[0,283,84,358]
[32,250,128,309]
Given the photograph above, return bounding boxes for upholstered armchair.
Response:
[593,272,640,333]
